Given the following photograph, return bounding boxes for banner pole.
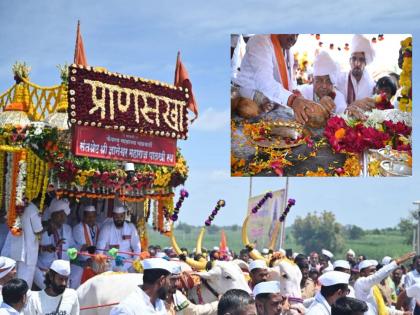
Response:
[280,177,289,249]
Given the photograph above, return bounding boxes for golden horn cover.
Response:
[170,223,207,270]
[241,215,270,263]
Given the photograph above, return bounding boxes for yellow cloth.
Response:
[373,285,388,315]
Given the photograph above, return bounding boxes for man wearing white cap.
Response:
[34,199,76,290]
[346,249,357,269]
[0,257,16,303]
[234,34,321,124]
[111,258,172,315]
[336,35,376,118]
[307,271,350,315]
[298,51,347,114]
[96,206,141,271]
[25,259,80,315]
[249,260,269,289]
[253,281,285,315]
[354,252,414,315]
[71,205,100,288]
[333,260,355,298]
[321,249,334,273]
[165,262,218,315]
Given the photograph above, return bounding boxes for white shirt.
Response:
[0,302,20,315]
[72,222,99,262]
[96,221,141,271]
[37,224,75,270]
[234,34,296,109]
[110,286,167,315]
[24,289,79,315]
[9,203,43,266]
[298,84,347,114]
[336,70,375,105]
[306,292,331,315]
[404,269,420,311]
[354,261,398,315]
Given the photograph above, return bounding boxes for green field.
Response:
[147,225,412,260]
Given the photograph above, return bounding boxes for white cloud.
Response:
[190,107,229,132]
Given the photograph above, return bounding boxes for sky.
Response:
[0,0,419,229]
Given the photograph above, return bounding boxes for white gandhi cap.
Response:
[249,259,267,271]
[83,205,96,212]
[113,206,126,214]
[319,271,350,286]
[358,259,378,271]
[0,257,16,279]
[333,260,351,270]
[253,281,281,297]
[322,249,334,259]
[142,258,172,273]
[50,259,71,277]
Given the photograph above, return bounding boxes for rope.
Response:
[80,302,119,310]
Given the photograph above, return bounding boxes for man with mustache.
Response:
[110,258,172,315]
[336,35,376,120]
[96,206,141,271]
[24,259,80,315]
[234,34,320,124]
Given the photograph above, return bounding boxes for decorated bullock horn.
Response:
[241,215,269,264]
[170,223,207,270]
[269,221,281,251]
[195,227,206,255]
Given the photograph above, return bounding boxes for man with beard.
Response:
[249,260,269,289]
[298,51,347,115]
[234,34,320,124]
[96,206,141,271]
[165,263,218,315]
[25,259,79,315]
[110,258,172,315]
[336,35,376,120]
[72,205,99,287]
[34,199,76,289]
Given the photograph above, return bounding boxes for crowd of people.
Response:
[231,34,403,124]
[0,197,420,314]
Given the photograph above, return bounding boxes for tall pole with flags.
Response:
[280,177,289,249]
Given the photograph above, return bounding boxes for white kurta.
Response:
[354,261,399,315]
[234,34,296,112]
[8,203,43,288]
[306,292,331,315]
[298,84,347,114]
[35,224,76,289]
[0,302,20,315]
[336,70,375,105]
[24,289,79,315]
[404,269,420,311]
[96,221,141,271]
[110,286,167,315]
[72,222,99,255]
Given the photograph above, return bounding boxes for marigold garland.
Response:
[399,37,412,112]
[0,151,5,211]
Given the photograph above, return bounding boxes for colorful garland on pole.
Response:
[399,37,412,112]
[205,200,226,226]
[279,198,296,222]
[171,189,188,222]
[251,191,273,214]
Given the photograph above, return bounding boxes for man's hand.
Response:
[346,105,367,121]
[350,97,376,111]
[395,252,416,265]
[290,97,316,124]
[320,96,336,114]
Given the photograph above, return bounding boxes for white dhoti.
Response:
[17,262,36,288]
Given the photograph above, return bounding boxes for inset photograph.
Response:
[231,34,412,177]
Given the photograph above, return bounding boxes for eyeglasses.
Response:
[350,56,366,64]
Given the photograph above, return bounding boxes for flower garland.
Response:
[0,151,5,211]
[251,192,273,214]
[279,199,295,222]
[7,152,23,236]
[171,189,189,222]
[399,37,412,112]
[373,93,393,110]
[205,200,226,226]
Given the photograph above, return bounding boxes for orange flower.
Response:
[334,128,346,140]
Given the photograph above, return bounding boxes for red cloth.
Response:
[81,267,96,284]
[74,21,88,66]
[174,51,198,122]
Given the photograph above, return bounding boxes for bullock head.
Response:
[197,260,252,295]
[271,259,302,298]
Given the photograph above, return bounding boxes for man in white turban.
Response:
[96,206,141,271]
[336,34,376,119]
[298,51,347,114]
[0,257,16,302]
[34,199,77,290]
